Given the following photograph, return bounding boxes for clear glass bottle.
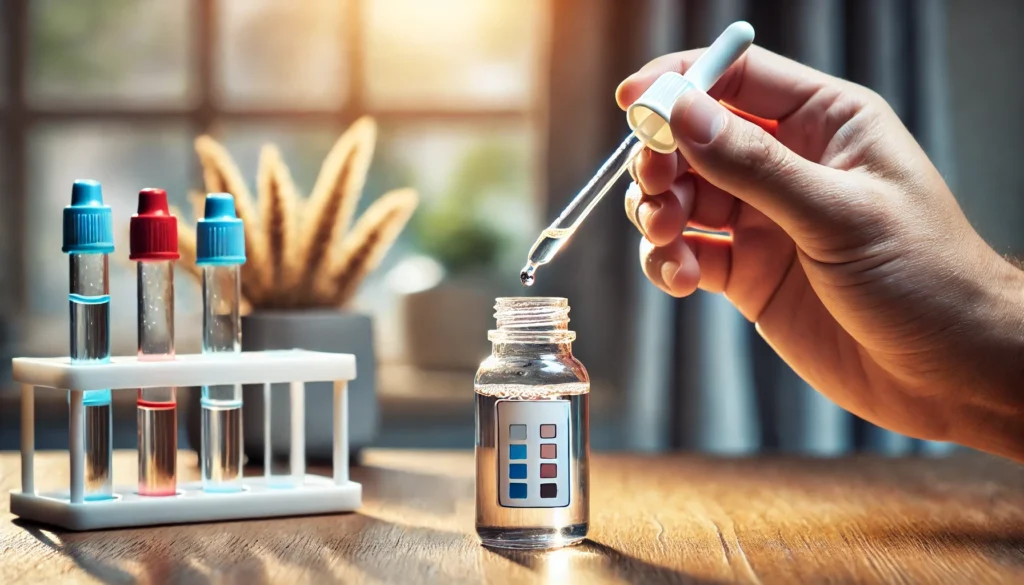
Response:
[475,297,590,550]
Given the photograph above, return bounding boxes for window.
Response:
[4,0,548,361]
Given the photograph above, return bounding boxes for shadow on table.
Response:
[9,461,476,584]
[20,516,720,585]
[490,539,724,585]
[18,520,209,585]
[16,514,1024,584]
[488,529,1024,584]
[15,513,474,585]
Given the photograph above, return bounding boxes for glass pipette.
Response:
[520,131,643,286]
[520,21,756,286]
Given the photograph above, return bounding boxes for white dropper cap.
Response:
[626,21,755,154]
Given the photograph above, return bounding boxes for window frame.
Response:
[1,0,544,314]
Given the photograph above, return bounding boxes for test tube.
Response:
[130,188,179,496]
[63,180,114,500]
[195,193,246,492]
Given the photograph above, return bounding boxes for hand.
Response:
[617,46,1024,460]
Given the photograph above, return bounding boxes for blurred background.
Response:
[1,0,1022,457]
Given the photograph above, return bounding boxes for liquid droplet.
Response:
[520,265,536,287]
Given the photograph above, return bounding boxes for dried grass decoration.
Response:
[176,117,419,311]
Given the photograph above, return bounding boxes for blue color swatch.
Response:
[509,464,527,479]
[509,483,527,499]
[509,444,526,460]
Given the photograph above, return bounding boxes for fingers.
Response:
[630,148,689,201]
[686,173,739,232]
[631,148,679,195]
[628,173,736,298]
[638,227,795,320]
[616,45,841,122]
[638,232,732,297]
[682,231,731,294]
[625,173,741,239]
[640,235,701,298]
[624,179,694,246]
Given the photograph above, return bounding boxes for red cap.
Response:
[130,188,179,261]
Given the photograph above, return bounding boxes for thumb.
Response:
[671,90,840,235]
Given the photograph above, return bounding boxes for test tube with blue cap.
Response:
[130,188,179,496]
[196,193,246,492]
[62,179,114,500]
[520,21,756,286]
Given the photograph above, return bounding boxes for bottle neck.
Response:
[487,297,576,346]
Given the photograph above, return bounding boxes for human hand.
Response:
[618,46,1024,460]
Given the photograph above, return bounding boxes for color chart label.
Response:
[496,399,570,508]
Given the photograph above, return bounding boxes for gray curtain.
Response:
[546,0,960,455]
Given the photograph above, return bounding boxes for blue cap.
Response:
[63,180,114,254]
[196,193,246,266]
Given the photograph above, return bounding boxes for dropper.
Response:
[520,21,756,286]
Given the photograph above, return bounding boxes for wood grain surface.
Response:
[3,449,1024,584]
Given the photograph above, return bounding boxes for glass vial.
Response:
[130,188,180,497]
[200,264,243,491]
[64,179,115,501]
[69,252,113,500]
[194,193,246,492]
[475,297,590,550]
[137,261,178,495]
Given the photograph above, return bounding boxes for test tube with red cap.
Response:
[129,188,179,496]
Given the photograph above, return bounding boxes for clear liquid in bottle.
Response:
[475,384,589,549]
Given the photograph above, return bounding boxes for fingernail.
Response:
[624,182,643,231]
[636,148,660,194]
[637,200,660,235]
[616,78,632,99]
[660,260,681,294]
[678,91,726,145]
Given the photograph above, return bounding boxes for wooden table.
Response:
[3,450,1024,584]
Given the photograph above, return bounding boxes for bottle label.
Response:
[496,399,570,508]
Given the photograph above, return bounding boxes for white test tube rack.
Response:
[10,349,362,531]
